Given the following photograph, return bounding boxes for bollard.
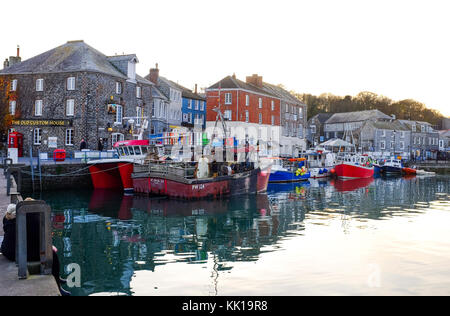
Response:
[3,158,13,175]
[15,200,53,279]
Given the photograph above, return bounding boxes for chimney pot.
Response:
[194,84,198,94]
[17,45,20,57]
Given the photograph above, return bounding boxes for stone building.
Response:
[323,109,392,142]
[145,65,183,132]
[359,120,411,158]
[0,40,153,156]
[398,120,440,160]
[307,113,333,147]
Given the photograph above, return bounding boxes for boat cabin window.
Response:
[123,147,130,156]
[134,146,141,155]
[118,147,125,156]
[128,146,135,155]
[141,146,148,155]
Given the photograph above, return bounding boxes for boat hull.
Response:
[269,170,311,183]
[133,168,270,199]
[89,161,135,193]
[309,168,332,179]
[402,167,417,175]
[381,165,402,174]
[335,163,374,179]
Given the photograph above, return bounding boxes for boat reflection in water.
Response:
[51,190,276,296]
[330,177,374,192]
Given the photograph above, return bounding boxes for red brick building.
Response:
[206,74,307,157]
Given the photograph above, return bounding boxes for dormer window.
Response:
[127,57,138,81]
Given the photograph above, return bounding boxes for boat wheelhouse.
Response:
[381,158,403,175]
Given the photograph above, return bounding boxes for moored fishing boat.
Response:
[301,150,336,179]
[132,159,271,199]
[89,140,160,194]
[334,154,374,179]
[381,158,403,175]
[268,158,310,183]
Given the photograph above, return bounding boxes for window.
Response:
[65,129,74,146]
[391,141,395,149]
[115,104,123,124]
[259,113,262,124]
[11,79,17,91]
[67,77,75,90]
[311,125,317,134]
[33,128,42,145]
[245,111,249,123]
[401,131,405,138]
[189,112,193,123]
[136,107,142,126]
[116,82,122,94]
[9,101,16,115]
[224,110,232,120]
[271,100,275,111]
[381,130,386,137]
[246,95,249,106]
[188,99,192,109]
[112,133,124,146]
[225,93,232,104]
[380,141,386,150]
[258,98,262,109]
[200,101,204,111]
[195,100,199,110]
[400,141,405,150]
[35,100,43,116]
[285,104,289,112]
[36,79,44,91]
[412,124,416,132]
[66,99,74,116]
[271,115,275,126]
[421,125,425,133]
[136,86,141,98]
[299,107,303,118]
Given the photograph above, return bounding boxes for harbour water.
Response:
[37,175,450,296]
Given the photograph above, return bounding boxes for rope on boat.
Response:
[19,162,135,177]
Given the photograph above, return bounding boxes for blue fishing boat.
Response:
[268,158,311,183]
[381,158,403,174]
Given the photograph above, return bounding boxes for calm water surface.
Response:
[38,176,450,296]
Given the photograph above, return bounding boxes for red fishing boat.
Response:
[132,160,271,200]
[334,154,374,179]
[89,140,159,194]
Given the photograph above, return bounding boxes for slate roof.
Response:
[325,110,392,124]
[309,113,334,124]
[164,79,205,101]
[208,76,278,97]
[261,82,305,105]
[365,120,410,131]
[0,40,152,85]
[152,86,168,100]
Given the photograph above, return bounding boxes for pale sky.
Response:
[2,0,449,116]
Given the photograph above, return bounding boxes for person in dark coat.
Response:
[98,139,104,152]
[1,203,69,296]
[80,139,87,150]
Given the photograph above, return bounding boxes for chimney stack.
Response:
[194,84,198,94]
[17,45,20,57]
[246,74,263,88]
[3,58,9,69]
[149,63,159,85]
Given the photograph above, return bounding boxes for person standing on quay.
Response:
[80,139,87,151]
[98,139,104,152]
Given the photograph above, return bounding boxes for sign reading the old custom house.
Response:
[12,119,73,127]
